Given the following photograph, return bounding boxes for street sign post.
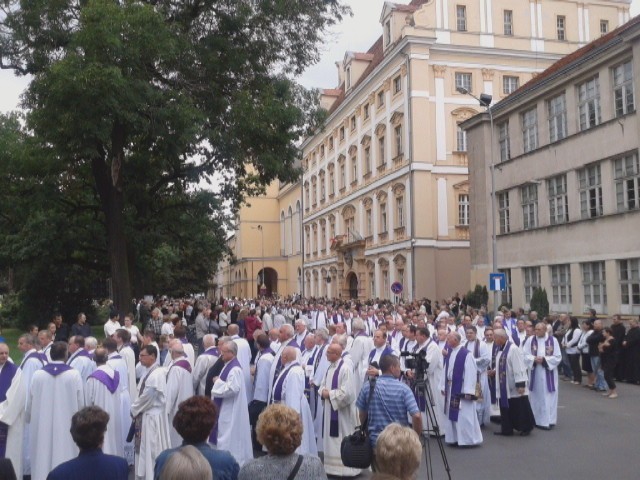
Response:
[391,282,403,295]
[489,273,506,291]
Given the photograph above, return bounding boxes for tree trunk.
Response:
[92,123,132,316]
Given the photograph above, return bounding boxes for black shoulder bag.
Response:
[340,380,375,469]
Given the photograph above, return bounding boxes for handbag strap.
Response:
[286,455,304,480]
[362,379,376,431]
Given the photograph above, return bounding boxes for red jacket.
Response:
[244,315,262,340]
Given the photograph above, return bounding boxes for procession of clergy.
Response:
[0,302,563,480]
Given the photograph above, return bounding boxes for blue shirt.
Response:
[154,441,239,480]
[47,449,128,480]
[356,375,420,446]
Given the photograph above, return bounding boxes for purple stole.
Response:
[68,348,92,365]
[271,362,299,404]
[171,358,192,374]
[42,363,73,376]
[332,314,343,325]
[89,369,120,394]
[273,339,299,379]
[209,358,241,444]
[368,346,394,364]
[529,336,556,393]
[488,343,500,404]
[203,347,219,357]
[110,354,123,360]
[20,351,44,369]
[329,360,344,437]
[311,345,326,417]
[180,338,188,344]
[0,361,17,457]
[503,319,519,346]
[304,348,317,400]
[498,342,512,408]
[443,348,470,421]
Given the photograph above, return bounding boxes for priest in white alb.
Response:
[165,339,195,447]
[115,328,138,403]
[193,334,219,395]
[85,347,124,457]
[25,341,85,480]
[319,343,361,477]
[210,340,252,466]
[67,335,96,382]
[411,327,445,435]
[349,318,374,396]
[228,324,253,402]
[463,326,492,427]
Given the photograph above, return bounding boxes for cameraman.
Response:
[356,354,422,453]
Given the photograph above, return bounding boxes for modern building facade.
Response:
[299,0,630,301]
[463,14,640,315]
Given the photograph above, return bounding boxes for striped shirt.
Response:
[356,374,420,446]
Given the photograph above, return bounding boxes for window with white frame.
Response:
[380,203,387,233]
[329,136,334,150]
[499,268,512,306]
[521,184,538,230]
[311,179,317,205]
[320,145,325,157]
[557,15,566,40]
[339,126,345,141]
[346,67,351,89]
[578,76,601,131]
[498,121,510,162]
[522,107,538,153]
[369,272,375,297]
[329,219,335,239]
[600,19,609,35]
[364,146,371,174]
[378,136,386,167]
[457,5,467,31]
[498,191,510,234]
[456,124,467,152]
[503,10,513,35]
[548,93,567,143]
[329,170,335,195]
[396,196,405,228]
[503,76,519,95]
[320,223,326,250]
[320,176,326,201]
[304,184,310,207]
[351,155,357,183]
[458,194,470,225]
[579,164,603,218]
[393,75,402,94]
[613,61,634,117]
[383,269,390,296]
[384,20,391,46]
[455,72,472,93]
[619,258,640,310]
[582,262,607,312]
[547,174,569,225]
[377,90,385,107]
[364,103,370,120]
[350,115,356,131]
[551,264,572,306]
[523,266,541,303]
[394,125,403,156]
[366,209,373,236]
[340,163,346,189]
[614,153,640,211]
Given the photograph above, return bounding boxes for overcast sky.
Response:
[1,0,639,113]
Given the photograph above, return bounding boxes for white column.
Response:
[406,250,414,301]
[436,0,443,29]
[536,1,543,41]
[486,0,493,33]
[405,177,412,237]
[375,261,382,299]
[583,7,590,42]
[437,177,449,237]
[435,77,446,161]
[480,0,487,33]
[373,199,379,242]
[578,4,584,43]
[529,0,538,51]
[325,221,331,256]
[387,185,395,242]
[442,0,449,29]
[483,79,493,98]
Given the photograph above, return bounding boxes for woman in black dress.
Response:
[599,327,618,399]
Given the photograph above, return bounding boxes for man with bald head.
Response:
[38,329,54,362]
[270,346,317,455]
[193,334,219,395]
[438,332,483,446]
[268,324,301,400]
[165,339,194,447]
[67,335,95,382]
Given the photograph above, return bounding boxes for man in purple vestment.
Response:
[0,343,18,458]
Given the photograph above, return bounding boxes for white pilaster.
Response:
[387,185,395,242]
[375,261,382,299]
[435,77,446,161]
[584,7,590,42]
[480,0,487,33]
[405,177,412,237]
[437,177,449,237]
[443,0,449,30]
[436,0,443,29]
[578,5,584,43]
[536,1,543,42]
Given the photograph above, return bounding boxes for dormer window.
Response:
[384,20,391,47]
[346,66,352,89]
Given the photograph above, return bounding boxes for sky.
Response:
[1,0,639,113]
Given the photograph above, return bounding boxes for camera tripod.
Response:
[412,373,452,480]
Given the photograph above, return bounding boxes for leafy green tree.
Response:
[0,0,348,313]
[530,287,550,319]
[464,284,489,309]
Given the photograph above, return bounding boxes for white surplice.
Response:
[416,339,446,434]
[311,344,331,452]
[211,362,252,466]
[165,360,194,448]
[464,339,492,426]
[253,352,274,403]
[67,349,96,382]
[26,363,85,480]
[350,335,374,396]
[119,345,138,403]
[0,351,43,478]
[192,348,218,395]
[268,338,301,399]
[85,365,124,457]
[438,346,483,446]
[523,335,561,428]
[108,353,133,463]
[272,362,317,456]
[131,366,171,480]
[232,336,253,402]
[320,360,360,477]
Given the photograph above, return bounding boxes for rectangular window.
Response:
[503,10,513,36]
[619,258,640,309]
[383,270,390,297]
[346,67,351,89]
[378,136,385,167]
[456,125,467,152]
[329,170,335,195]
[455,72,472,93]
[547,174,569,225]
[320,177,325,201]
[377,90,385,107]
[523,267,541,304]
[329,136,334,150]
[548,93,567,143]
[498,191,510,234]
[613,61,635,117]
[582,262,607,312]
[393,76,402,94]
[614,153,640,211]
[503,76,519,95]
[457,5,467,32]
[351,156,357,183]
[340,164,346,189]
[320,145,325,157]
[557,15,566,40]
[312,182,317,205]
[600,20,609,36]
[458,194,470,226]
[364,103,370,120]
[380,203,387,233]
[369,272,375,298]
[578,76,601,131]
[498,121,510,162]
[521,184,538,230]
[522,107,538,153]
[304,185,310,207]
[579,164,603,218]
[384,20,391,46]
[394,125,403,156]
[397,196,404,228]
[499,268,512,306]
[551,264,572,306]
[366,209,373,236]
[339,126,345,141]
[364,146,371,174]
[350,115,356,131]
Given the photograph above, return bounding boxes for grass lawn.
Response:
[0,328,24,365]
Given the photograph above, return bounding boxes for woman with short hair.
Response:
[159,445,212,480]
[372,423,422,480]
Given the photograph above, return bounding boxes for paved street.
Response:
[352,380,640,480]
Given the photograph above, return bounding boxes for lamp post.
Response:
[252,225,265,296]
[457,86,500,315]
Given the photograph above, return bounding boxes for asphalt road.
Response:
[351,380,640,480]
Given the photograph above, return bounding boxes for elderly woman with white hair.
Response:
[371,423,422,480]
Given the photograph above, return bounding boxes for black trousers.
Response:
[568,353,582,383]
[248,400,267,450]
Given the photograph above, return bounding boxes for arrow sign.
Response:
[489,273,506,292]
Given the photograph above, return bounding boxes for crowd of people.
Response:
[0,295,637,480]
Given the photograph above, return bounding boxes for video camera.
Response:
[400,349,429,377]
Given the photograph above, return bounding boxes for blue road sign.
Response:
[391,282,403,295]
[489,273,506,291]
